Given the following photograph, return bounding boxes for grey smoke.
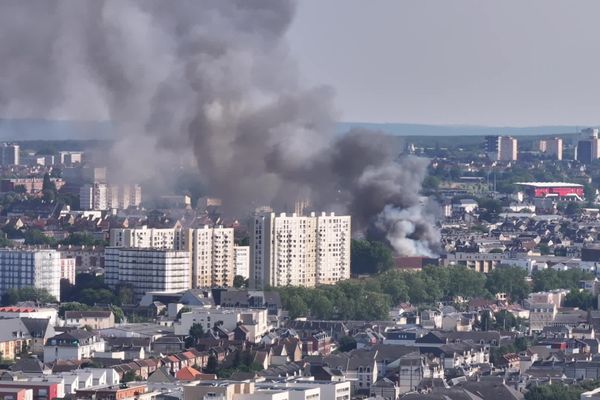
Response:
[0,0,440,257]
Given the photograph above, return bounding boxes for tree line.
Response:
[275,266,595,320]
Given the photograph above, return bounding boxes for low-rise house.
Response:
[174,307,270,343]
[75,383,157,400]
[21,318,55,356]
[44,330,105,363]
[65,311,115,330]
[497,353,520,370]
[370,377,400,400]
[0,319,32,360]
[152,335,183,354]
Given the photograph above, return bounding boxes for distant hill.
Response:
[337,122,583,137]
[0,118,587,141]
[0,119,112,141]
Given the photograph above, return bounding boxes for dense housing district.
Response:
[4,132,600,400]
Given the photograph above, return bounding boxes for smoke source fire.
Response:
[0,0,440,257]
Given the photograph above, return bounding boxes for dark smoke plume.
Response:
[0,0,440,256]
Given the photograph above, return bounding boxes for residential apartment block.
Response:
[110,226,235,288]
[80,183,142,211]
[180,226,235,288]
[250,212,351,289]
[234,245,250,279]
[539,137,563,160]
[0,143,20,166]
[104,248,190,300]
[0,249,61,301]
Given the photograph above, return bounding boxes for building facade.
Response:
[80,183,108,211]
[539,138,563,160]
[104,248,190,300]
[110,226,235,288]
[180,226,235,288]
[499,136,518,161]
[0,143,20,165]
[250,212,351,289]
[234,246,250,279]
[0,249,61,301]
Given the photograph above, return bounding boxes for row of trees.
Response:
[276,266,596,320]
[61,273,135,306]
[525,380,600,400]
[1,228,107,247]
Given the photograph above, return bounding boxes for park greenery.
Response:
[276,264,596,321]
[524,380,600,400]
[0,287,57,306]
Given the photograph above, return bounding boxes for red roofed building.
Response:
[515,182,584,201]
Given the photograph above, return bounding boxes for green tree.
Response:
[189,323,205,346]
[205,355,218,374]
[564,289,596,310]
[564,202,583,216]
[23,229,57,246]
[233,275,246,288]
[309,293,334,319]
[121,371,140,383]
[485,267,530,302]
[532,269,594,292]
[58,302,90,318]
[1,287,57,306]
[286,294,309,319]
[60,232,105,247]
[79,288,115,306]
[115,284,135,305]
[110,305,126,323]
[351,239,395,275]
[42,173,57,203]
[443,266,487,299]
[377,271,409,305]
[338,336,357,352]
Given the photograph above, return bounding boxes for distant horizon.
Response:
[0,118,593,140]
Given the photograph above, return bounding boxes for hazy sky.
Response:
[288,0,600,126]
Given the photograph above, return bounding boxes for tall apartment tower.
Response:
[0,143,20,166]
[485,136,518,161]
[105,248,190,300]
[484,136,500,160]
[0,249,61,301]
[110,226,178,249]
[498,136,518,161]
[577,128,600,163]
[234,246,250,279]
[79,183,108,210]
[539,138,563,160]
[179,226,235,288]
[107,184,143,209]
[250,212,351,289]
[110,226,235,288]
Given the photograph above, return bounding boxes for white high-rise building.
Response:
[234,246,250,279]
[105,248,190,300]
[58,151,83,165]
[498,136,518,161]
[250,212,351,289]
[79,183,108,210]
[539,138,563,160]
[109,226,235,288]
[107,184,142,209]
[179,226,235,288]
[0,143,20,166]
[109,226,179,249]
[0,249,61,301]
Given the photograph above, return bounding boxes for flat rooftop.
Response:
[515,182,583,188]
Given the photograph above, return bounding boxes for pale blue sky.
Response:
[288,0,600,126]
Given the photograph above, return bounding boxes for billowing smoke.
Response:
[0,0,440,256]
